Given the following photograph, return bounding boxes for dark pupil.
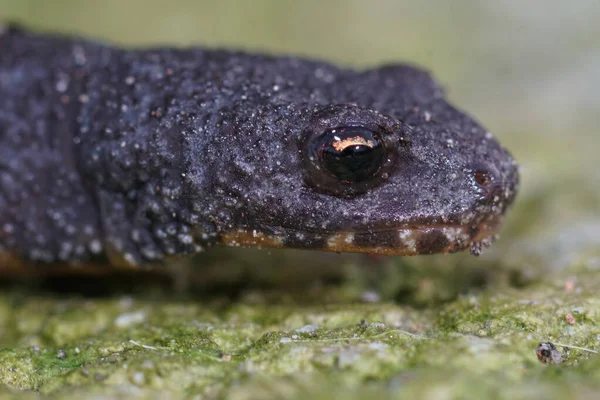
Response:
[319,127,385,182]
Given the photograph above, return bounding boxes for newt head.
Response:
[0,29,520,268]
[211,65,519,256]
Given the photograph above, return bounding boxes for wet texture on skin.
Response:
[0,26,519,268]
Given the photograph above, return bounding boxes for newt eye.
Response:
[318,127,385,182]
[303,125,396,197]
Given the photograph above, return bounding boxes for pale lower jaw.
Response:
[218,215,504,256]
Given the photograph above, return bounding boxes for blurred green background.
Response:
[0,1,599,398]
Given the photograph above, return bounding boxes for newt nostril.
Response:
[473,170,492,187]
[470,165,503,204]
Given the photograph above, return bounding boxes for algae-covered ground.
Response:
[0,1,599,398]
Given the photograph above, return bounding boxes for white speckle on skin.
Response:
[344,233,354,244]
[441,227,461,243]
[65,224,76,235]
[2,223,14,234]
[398,229,416,252]
[460,212,476,225]
[327,233,342,248]
[177,234,194,245]
[55,77,69,93]
[123,253,137,265]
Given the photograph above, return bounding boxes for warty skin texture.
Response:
[0,26,519,268]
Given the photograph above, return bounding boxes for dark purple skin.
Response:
[0,25,519,269]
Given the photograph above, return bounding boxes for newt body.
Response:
[0,26,519,268]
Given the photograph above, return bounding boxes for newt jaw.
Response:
[218,215,504,256]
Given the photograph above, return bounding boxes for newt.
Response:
[0,25,519,270]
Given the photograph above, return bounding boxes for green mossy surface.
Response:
[1,254,600,399]
[0,1,599,398]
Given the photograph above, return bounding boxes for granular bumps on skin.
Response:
[0,26,519,268]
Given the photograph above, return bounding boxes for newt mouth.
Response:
[218,214,504,256]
